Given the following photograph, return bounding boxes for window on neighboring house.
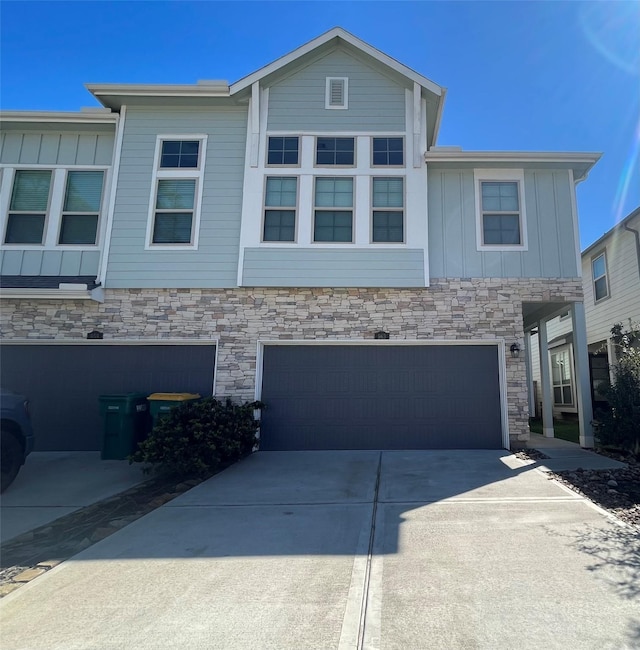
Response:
[314,177,353,242]
[480,181,522,245]
[267,137,299,166]
[149,136,206,247]
[372,177,404,242]
[263,177,297,242]
[58,171,104,244]
[551,347,574,406]
[152,179,196,244]
[316,137,355,166]
[372,138,404,166]
[325,77,348,109]
[592,252,609,301]
[5,170,52,244]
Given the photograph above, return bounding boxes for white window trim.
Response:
[145,134,208,250]
[371,176,405,244]
[591,250,610,303]
[325,77,349,110]
[474,168,528,252]
[262,175,299,243]
[550,344,575,407]
[1,165,108,250]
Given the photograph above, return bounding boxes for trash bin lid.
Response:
[147,393,201,401]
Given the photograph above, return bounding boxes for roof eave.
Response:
[0,110,117,124]
[581,206,640,257]
[0,287,104,302]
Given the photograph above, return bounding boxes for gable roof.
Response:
[582,206,640,257]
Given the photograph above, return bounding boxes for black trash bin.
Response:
[98,393,150,460]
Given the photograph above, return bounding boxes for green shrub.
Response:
[595,321,640,454]
[130,397,265,478]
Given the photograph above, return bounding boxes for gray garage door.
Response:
[1,344,216,451]
[260,345,502,450]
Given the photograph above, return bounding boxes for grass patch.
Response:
[529,418,580,444]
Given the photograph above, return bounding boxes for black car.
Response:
[1,390,35,492]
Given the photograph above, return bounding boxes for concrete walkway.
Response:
[1,450,638,649]
[526,433,628,472]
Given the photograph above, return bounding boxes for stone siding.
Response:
[0,278,584,447]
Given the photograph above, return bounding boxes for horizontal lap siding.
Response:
[243,248,424,287]
[106,107,247,288]
[267,48,406,132]
[427,169,579,279]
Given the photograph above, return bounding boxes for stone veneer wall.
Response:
[1,278,583,447]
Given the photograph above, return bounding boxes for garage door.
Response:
[260,344,503,450]
[1,344,216,451]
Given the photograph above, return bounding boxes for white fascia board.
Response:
[0,288,103,302]
[0,110,117,124]
[230,27,444,97]
[86,83,230,106]
[431,88,447,145]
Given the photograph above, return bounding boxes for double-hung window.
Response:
[591,252,609,302]
[149,137,206,247]
[551,347,574,406]
[475,170,527,250]
[372,177,404,242]
[5,170,52,244]
[263,177,297,242]
[314,177,353,242]
[59,171,104,244]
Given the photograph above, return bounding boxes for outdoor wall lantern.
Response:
[510,342,521,358]
[87,330,104,340]
[374,330,390,340]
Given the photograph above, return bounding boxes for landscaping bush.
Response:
[130,397,265,478]
[595,322,640,455]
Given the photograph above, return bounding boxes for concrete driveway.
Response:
[1,450,638,649]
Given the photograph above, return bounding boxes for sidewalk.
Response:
[526,433,627,472]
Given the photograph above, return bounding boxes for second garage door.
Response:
[260,344,503,450]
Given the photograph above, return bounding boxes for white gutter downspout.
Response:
[97,105,127,288]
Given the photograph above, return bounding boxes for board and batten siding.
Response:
[0,249,100,277]
[583,212,640,346]
[267,48,406,132]
[428,169,579,279]
[242,248,424,287]
[0,131,114,166]
[106,106,247,288]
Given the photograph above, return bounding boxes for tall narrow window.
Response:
[480,181,522,245]
[372,177,404,242]
[592,252,609,301]
[551,347,573,406]
[314,177,353,242]
[5,170,51,244]
[152,179,196,244]
[325,77,348,109]
[263,177,297,242]
[59,171,104,244]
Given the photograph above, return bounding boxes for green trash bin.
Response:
[98,393,150,460]
[147,393,201,427]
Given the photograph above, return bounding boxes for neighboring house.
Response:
[0,28,600,452]
[529,206,640,420]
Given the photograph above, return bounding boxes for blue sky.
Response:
[1,1,638,248]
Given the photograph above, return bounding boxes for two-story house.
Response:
[1,28,599,452]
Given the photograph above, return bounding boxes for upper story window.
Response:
[372,138,404,166]
[3,168,105,246]
[372,177,404,243]
[160,140,201,169]
[147,135,207,248]
[5,170,52,244]
[325,77,348,109]
[314,177,353,242]
[316,137,355,166]
[592,251,609,302]
[474,170,527,251]
[267,137,299,166]
[263,177,297,242]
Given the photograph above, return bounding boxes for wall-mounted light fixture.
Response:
[87,330,104,340]
[510,342,521,358]
[374,330,390,340]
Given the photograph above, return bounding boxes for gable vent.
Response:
[326,77,348,109]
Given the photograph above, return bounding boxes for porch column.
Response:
[607,337,616,383]
[571,302,594,448]
[524,330,535,417]
[538,319,554,438]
